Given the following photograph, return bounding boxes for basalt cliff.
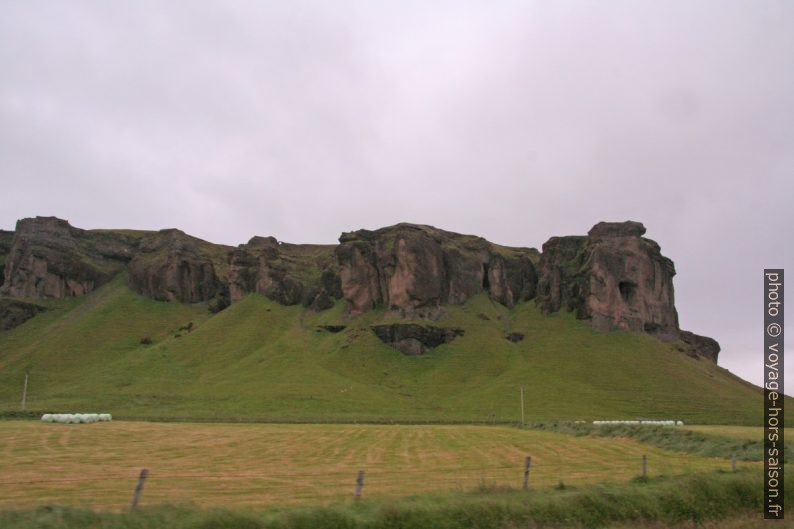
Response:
[0,216,719,362]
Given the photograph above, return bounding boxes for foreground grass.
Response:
[529,422,792,462]
[0,471,784,529]
[0,421,744,510]
[0,275,777,424]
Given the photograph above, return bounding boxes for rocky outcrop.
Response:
[0,230,14,289]
[0,216,720,363]
[535,220,719,362]
[678,331,721,362]
[336,224,538,317]
[505,332,525,343]
[1,217,138,298]
[227,236,340,308]
[537,221,678,336]
[371,323,464,355]
[127,229,230,304]
[0,299,46,331]
[318,325,346,333]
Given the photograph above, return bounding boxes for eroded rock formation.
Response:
[535,221,719,361]
[0,230,14,289]
[0,299,47,331]
[371,323,464,355]
[0,216,720,362]
[678,330,721,363]
[336,224,538,317]
[1,217,137,298]
[227,236,340,308]
[127,229,230,305]
[536,221,678,337]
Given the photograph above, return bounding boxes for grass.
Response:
[0,274,782,423]
[0,470,783,529]
[528,422,791,462]
[682,425,794,441]
[0,421,746,511]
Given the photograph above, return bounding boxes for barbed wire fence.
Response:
[0,452,746,512]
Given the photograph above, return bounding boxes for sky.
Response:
[1,1,792,389]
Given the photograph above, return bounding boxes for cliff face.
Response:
[0,229,14,290]
[336,224,538,317]
[536,221,678,337]
[0,216,719,362]
[535,221,717,360]
[127,229,231,307]
[228,236,340,309]
[1,217,137,298]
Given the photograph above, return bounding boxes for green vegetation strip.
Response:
[0,471,778,529]
[529,422,791,462]
[0,275,780,425]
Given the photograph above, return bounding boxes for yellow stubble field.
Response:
[0,421,746,511]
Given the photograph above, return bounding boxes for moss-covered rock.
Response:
[336,223,539,316]
[1,217,138,298]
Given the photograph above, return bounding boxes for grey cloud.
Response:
[1,0,792,387]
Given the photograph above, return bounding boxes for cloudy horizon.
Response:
[1,1,792,389]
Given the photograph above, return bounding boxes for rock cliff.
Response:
[127,229,231,309]
[336,224,538,317]
[537,221,678,335]
[535,220,717,360]
[1,217,137,298]
[0,216,719,362]
[0,229,14,290]
[228,236,340,308]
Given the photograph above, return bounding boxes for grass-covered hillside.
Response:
[0,274,776,424]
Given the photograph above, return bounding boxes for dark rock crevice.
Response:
[0,299,47,331]
[371,323,464,355]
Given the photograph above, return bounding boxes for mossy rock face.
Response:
[0,299,46,331]
[533,222,701,356]
[0,229,14,289]
[0,216,718,362]
[227,235,339,309]
[371,323,464,355]
[1,217,139,299]
[127,229,230,304]
[336,223,539,316]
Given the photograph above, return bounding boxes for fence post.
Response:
[642,455,647,479]
[520,387,525,427]
[731,453,737,472]
[354,470,365,501]
[523,455,532,490]
[130,468,149,511]
[21,373,28,411]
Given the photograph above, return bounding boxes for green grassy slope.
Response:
[0,275,777,424]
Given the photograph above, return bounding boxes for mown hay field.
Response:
[0,421,751,511]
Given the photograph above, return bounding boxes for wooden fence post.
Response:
[21,373,28,411]
[731,453,737,472]
[523,455,532,490]
[642,455,647,479]
[130,468,149,511]
[520,387,525,427]
[354,470,365,501]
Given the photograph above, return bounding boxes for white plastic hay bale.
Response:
[43,412,112,424]
[593,419,681,426]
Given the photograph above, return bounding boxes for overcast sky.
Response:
[1,1,792,389]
